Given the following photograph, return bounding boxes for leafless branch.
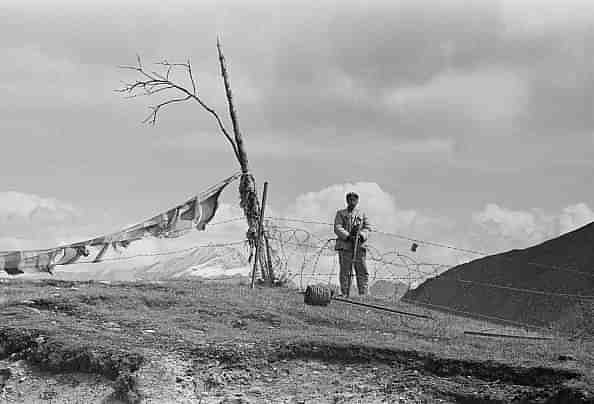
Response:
[118,56,240,161]
[143,95,192,125]
[187,59,197,95]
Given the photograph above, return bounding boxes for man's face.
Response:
[346,195,359,210]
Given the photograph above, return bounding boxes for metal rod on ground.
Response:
[463,331,551,340]
[251,181,269,288]
[332,296,433,320]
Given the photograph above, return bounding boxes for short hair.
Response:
[346,192,359,200]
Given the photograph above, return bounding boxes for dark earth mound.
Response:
[404,222,594,333]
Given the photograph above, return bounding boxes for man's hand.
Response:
[346,234,364,244]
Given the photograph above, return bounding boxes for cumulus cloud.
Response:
[472,203,553,246]
[287,182,419,231]
[280,182,461,275]
[0,192,83,250]
[559,203,594,234]
[0,191,78,220]
[472,202,594,249]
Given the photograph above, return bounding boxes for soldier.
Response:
[334,192,371,297]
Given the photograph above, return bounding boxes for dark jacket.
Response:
[333,208,371,251]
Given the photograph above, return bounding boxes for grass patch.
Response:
[0,278,592,402]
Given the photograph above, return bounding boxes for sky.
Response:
[1,0,593,270]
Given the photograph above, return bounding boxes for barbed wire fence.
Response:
[255,216,594,337]
[4,215,593,303]
[262,216,594,296]
[2,214,592,336]
[262,217,463,295]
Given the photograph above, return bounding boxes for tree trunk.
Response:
[217,39,261,246]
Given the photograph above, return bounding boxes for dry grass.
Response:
[0,278,592,401]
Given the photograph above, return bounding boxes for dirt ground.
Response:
[0,279,592,403]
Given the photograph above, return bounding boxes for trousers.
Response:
[338,248,368,296]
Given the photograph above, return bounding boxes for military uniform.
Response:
[334,208,371,296]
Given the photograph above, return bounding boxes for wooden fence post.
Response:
[250,181,269,288]
[264,235,275,284]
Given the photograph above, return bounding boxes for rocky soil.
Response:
[0,279,592,403]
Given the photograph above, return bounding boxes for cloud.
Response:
[472,202,594,249]
[287,182,418,231]
[472,203,553,245]
[1,0,593,272]
[0,196,252,279]
[0,191,83,250]
[282,182,458,266]
[5,183,591,285]
[559,203,594,234]
[501,0,594,37]
[0,191,78,221]
[384,68,528,133]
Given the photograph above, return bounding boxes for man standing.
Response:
[334,192,371,297]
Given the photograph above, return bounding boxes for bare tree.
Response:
[117,39,260,247]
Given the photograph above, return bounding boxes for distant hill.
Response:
[403,222,594,333]
[52,245,250,282]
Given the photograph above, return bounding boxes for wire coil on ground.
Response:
[304,284,333,306]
